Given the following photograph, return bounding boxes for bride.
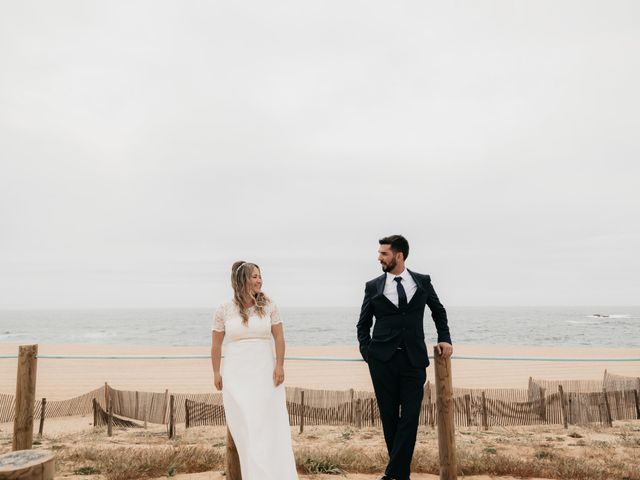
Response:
[211,261,298,479]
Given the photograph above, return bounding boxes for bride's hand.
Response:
[273,365,285,386]
[214,373,223,391]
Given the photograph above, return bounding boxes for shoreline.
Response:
[1,343,639,400]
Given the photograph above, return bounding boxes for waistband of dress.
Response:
[224,338,272,346]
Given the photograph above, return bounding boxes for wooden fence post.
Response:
[104,382,109,409]
[169,395,175,439]
[602,388,613,427]
[143,398,148,429]
[355,398,362,429]
[135,391,139,419]
[424,381,431,426]
[185,399,190,429]
[633,389,640,420]
[434,346,457,480]
[226,427,242,480]
[107,400,113,437]
[38,398,46,437]
[481,391,488,430]
[539,387,546,422]
[92,399,98,427]
[370,397,375,426]
[349,388,355,425]
[13,344,38,451]
[463,394,472,427]
[163,389,169,425]
[299,390,305,434]
[558,385,568,429]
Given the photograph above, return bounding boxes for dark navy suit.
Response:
[357,270,451,480]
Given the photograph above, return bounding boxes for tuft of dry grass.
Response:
[57,445,224,480]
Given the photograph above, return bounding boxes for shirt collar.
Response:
[387,269,410,283]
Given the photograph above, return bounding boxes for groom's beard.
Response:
[381,257,397,273]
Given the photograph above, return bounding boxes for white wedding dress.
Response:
[213,301,298,480]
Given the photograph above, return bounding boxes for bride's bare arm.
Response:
[271,323,285,386]
[211,331,225,390]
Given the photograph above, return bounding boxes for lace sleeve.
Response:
[270,303,283,326]
[212,304,225,332]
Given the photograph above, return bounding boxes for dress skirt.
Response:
[222,339,298,480]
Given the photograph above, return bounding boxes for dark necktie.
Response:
[394,277,407,309]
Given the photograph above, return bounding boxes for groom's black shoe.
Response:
[377,476,394,480]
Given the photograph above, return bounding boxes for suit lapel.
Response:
[373,273,399,310]
[407,269,427,307]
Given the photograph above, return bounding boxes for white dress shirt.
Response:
[383,269,418,307]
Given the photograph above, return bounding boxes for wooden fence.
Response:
[2,371,639,429]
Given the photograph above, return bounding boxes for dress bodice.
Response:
[212,300,283,343]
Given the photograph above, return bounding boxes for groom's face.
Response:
[378,245,401,273]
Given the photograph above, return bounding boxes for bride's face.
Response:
[247,267,263,295]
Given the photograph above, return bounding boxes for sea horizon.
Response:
[1,306,639,349]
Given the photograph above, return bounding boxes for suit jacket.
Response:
[356,270,452,368]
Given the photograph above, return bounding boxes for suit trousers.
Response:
[368,349,426,480]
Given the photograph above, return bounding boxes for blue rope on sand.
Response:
[1,354,640,362]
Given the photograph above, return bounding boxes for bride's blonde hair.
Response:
[231,261,270,325]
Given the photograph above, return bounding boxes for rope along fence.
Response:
[2,350,640,429]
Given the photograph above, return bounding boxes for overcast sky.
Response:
[1,1,638,309]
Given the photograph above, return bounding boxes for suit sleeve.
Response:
[425,275,452,345]
[356,282,374,361]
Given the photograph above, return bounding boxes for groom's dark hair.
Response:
[379,235,409,260]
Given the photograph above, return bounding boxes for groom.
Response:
[357,235,453,480]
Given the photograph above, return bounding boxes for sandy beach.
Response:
[1,343,639,480]
[1,343,638,400]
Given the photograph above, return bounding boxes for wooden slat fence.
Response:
[107,386,168,424]
[0,393,16,423]
[2,372,639,429]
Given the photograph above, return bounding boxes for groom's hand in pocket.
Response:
[273,365,285,386]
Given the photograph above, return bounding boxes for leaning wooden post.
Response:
[481,391,488,430]
[434,346,457,480]
[299,390,305,434]
[38,398,46,437]
[13,344,38,451]
[163,389,169,425]
[225,427,242,480]
[92,399,98,427]
[558,385,568,429]
[602,388,613,427]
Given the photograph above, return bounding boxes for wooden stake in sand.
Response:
[558,385,568,429]
[169,395,175,439]
[38,398,46,437]
[434,346,457,480]
[13,344,38,452]
[299,390,305,434]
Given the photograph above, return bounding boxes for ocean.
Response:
[1,306,639,348]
